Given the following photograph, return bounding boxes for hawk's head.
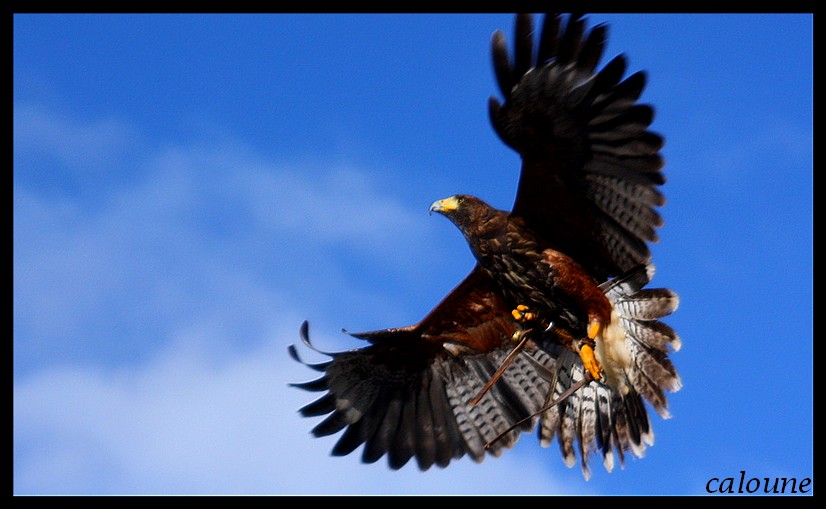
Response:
[429,194,506,240]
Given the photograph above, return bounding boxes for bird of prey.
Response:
[289,12,681,479]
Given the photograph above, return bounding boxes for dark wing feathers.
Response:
[513,14,534,80]
[299,393,336,418]
[579,23,607,73]
[413,372,438,469]
[290,376,328,392]
[389,384,418,468]
[491,30,514,99]
[290,268,560,470]
[536,13,561,65]
[490,13,666,280]
[290,333,559,470]
[310,408,349,437]
[557,13,585,64]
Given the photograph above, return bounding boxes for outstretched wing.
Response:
[489,13,666,280]
[289,266,556,470]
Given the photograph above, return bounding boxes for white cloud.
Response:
[14,104,583,495]
[14,315,587,495]
[14,106,441,361]
[14,102,141,171]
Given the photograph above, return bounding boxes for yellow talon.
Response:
[579,343,603,381]
[511,305,537,322]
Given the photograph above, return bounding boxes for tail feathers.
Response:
[616,288,680,321]
[627,338,682,416]
[621,318,682,353]
[540,264,680,478]
[608,269,681,413]
[539,348,655,480]
[610,267,682,418]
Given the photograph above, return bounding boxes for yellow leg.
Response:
[581,319,604,381]
[587,321,601,340]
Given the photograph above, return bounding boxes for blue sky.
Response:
[14,13,812,495]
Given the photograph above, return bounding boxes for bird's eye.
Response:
[456,196,465,204]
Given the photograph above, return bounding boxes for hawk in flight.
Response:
[290,12,681,478]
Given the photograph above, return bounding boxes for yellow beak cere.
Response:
[429,196,461,214]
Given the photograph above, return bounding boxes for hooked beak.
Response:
[429,196,461,215]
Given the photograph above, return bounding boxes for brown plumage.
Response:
[290,12,681,478]
[428,194,611,361]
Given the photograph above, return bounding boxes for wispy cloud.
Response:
[14,310,587,495]
[14,103,440,367]
[14,104,581,495]
[14,102,142,172]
